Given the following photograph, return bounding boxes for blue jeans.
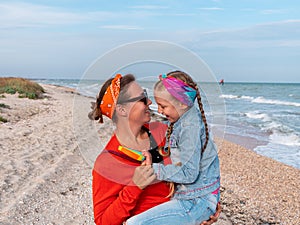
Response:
[126,192,220,225]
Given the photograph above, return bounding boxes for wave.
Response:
[244,111,300,143]
[254,142,300,169]
[245,112,270,121]
[220,94,254,100]
[269,131,300,146]
[77,83,101,97]
[252,97,300,107]
[220,94,300,107]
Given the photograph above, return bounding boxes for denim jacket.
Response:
[152,105,220,199]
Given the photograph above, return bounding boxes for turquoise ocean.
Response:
[35,79,300,169]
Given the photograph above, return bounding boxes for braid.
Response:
[167,70,209,152]
[194,85,209,152]
[166,182,175,198]
[166,122,174,154]
[166,123,175,198]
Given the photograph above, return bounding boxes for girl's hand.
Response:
[141,150,152,166]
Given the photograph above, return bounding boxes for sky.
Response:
[0,0,300,82]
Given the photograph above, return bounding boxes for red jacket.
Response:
[92,122,170,225]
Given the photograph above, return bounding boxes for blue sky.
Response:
[0,0,300,82]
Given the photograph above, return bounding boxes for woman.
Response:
[88,73,220,225]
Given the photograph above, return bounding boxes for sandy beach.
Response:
[0,84,299,225]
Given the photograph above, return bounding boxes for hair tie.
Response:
[159,73,167,80]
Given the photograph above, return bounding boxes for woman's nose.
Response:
[147,98,152,105]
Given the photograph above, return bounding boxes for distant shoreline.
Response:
[29,77,300,85]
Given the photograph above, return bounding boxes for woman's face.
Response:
[124,81,152,125]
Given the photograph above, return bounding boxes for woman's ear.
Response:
[115,104,128,117]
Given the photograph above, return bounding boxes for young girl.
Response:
[125,71,220,225]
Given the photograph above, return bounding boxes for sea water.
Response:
[219,83,300,169]
[35,79,300,169]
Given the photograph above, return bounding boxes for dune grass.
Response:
[0,103,9,122]
[0,116,8,123]
[0,103,10,108]
[0,77,45,99]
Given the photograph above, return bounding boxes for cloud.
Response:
[183,20,300,49]
[241,8,255,12]
[168,13,196,17]
[0,2,116,29]
[278,40,300,47]
[0,2,80,27]
[198,7,224,11]
[99,25,143,30]
[128,5,169,10]
[260,9,286,15]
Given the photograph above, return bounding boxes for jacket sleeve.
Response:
[152,122,202,183]
[92,169,143,225]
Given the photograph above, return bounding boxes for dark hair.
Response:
[155,70,209,153]
[88,74,135,123]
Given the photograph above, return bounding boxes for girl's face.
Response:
[154,90,185,123]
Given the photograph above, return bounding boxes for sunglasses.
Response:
[119,89,149,105]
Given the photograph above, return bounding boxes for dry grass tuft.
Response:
[0,77,45,99]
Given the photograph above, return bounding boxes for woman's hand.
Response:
[132,165,156,189]
[200,202,221,225]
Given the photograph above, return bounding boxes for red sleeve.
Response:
[92,169,143,225]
